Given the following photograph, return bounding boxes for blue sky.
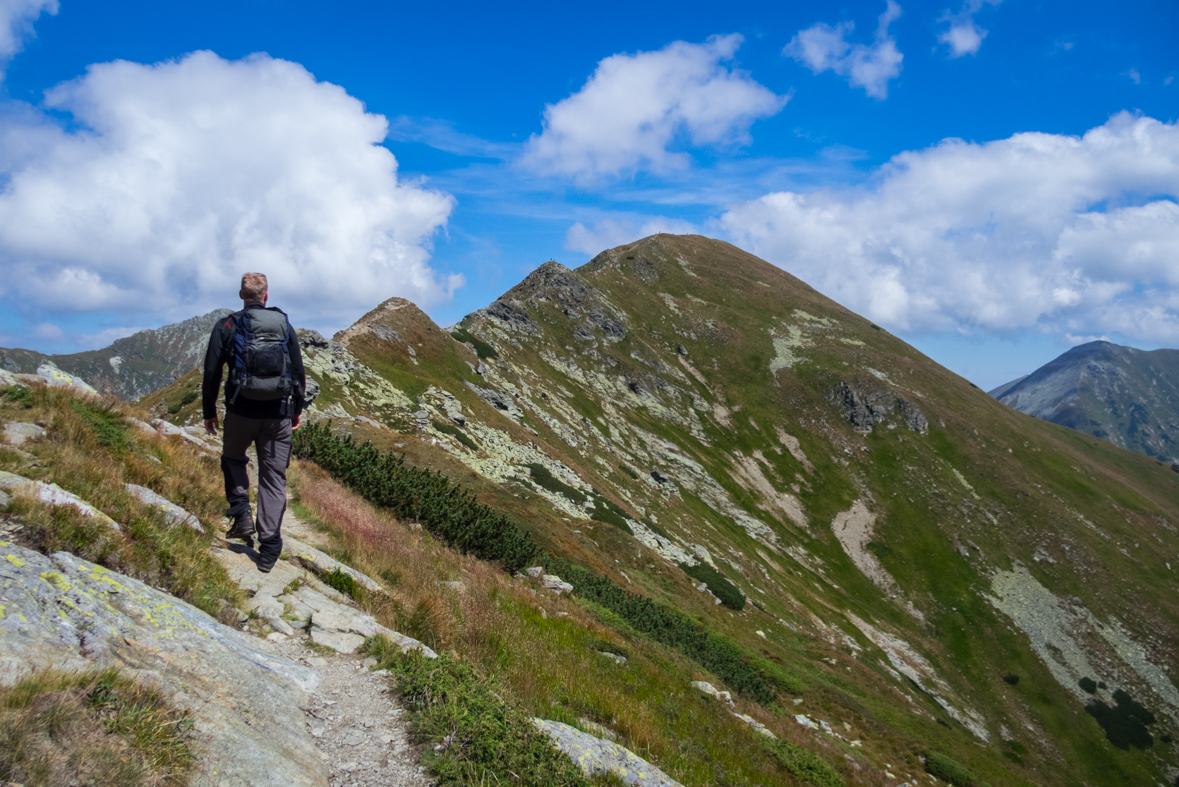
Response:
[0,0,1176,388]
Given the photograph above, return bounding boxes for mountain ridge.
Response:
[993,339,1179,462]
[0,309,232,399]
[19,234,1179,784]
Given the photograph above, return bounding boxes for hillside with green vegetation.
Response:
[33,233,1179,786]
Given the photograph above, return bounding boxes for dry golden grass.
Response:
[0,669,195,787]
[1,383,244,621]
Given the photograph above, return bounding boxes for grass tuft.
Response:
[0,669,194,787]
[371,645,592,786]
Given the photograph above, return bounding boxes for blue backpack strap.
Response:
[228,309,253,405]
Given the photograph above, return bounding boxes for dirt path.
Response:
[212,504,433,787]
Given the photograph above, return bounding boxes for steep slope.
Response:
[156,235,1179,786]
[993,340,1179,462]
[0,309,232,399]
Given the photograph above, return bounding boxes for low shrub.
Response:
[588,493,633,535]
[293,423,538,572]
[450,328,498,360]
[371,645,591,786]
[167,389,198,415]
[680,561,745,611]
[323,567,363,602]
[433,421,478,452]
[763,738,844,787]
[70,399,130,450]
[527,463,587,505]
[1,385,34,408]
[1085,689,1156,750]
[926,751,986,786]
[542,556,777,704]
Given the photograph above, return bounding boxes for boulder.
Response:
[0,470,119,531]
[282,536,383,593]
[2,422,45,447]
[532,718,683,787]
[732,712,776,739]
[541,573,574,594]
[125,484,203,531]
[36,364,97,396]
[691,680,734,707]
[0,541,328,787]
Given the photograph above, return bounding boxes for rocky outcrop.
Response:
[0,540,329,786]
[215,543,436,658]
[828,381,927,434]
[0,470,120,530]
[126,483,203,531]
[531,718,684,786]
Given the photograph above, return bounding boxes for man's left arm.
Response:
[288,323,306,429]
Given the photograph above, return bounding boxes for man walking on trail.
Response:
[202,272,306,573]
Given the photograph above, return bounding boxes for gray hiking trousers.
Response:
[221,411,291,567]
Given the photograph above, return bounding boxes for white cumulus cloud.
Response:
[0,50,458,332]
[719,113,1179,344]
[565,216,697,255]
[521,35,786,181]
[0,0,56,73]
[784,1,903,100]
[938,0,1001,58]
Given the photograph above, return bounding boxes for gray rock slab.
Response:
[0,470,119,531]
[532,718,683,786]
[3,422,45,446]
[125,483,203,531]
[36,364,97,396]
[214,544,435,658]
[283,536,383,592]
[309,629,366,654]
[0,540,327,787]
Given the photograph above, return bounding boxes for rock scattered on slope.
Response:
[2,422,45,446]
[0,470,120,530]
[532,718,683,787]
[125,483,203,531]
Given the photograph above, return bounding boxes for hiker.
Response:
[202,272,306,573]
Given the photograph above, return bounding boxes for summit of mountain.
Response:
[143,234,1179,786]
[993,340,1179,463]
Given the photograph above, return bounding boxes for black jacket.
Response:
[202,303,306,420]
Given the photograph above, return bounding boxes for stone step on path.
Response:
[211,517,437,787]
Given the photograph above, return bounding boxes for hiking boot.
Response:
[225,519,255,549]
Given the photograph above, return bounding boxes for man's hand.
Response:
[204,416,219,436]
[292,414,302,431]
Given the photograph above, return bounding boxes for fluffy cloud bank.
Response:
[522,35,786,181]
[784,1,903,99]
[0,50,458,330]
[720,113,1179,343]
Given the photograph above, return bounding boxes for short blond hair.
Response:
[239,272,268,302]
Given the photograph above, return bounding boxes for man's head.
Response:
[239,272,268,305]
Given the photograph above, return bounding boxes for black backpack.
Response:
[228,306,294,403]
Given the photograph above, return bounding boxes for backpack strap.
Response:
[228,308,253,406]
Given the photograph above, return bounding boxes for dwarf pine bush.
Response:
[292,423,538,572]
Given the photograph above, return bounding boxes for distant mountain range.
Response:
[0,309,231,400]
[991,340,1179,462]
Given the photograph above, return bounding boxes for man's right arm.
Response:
[202,317,232,431]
